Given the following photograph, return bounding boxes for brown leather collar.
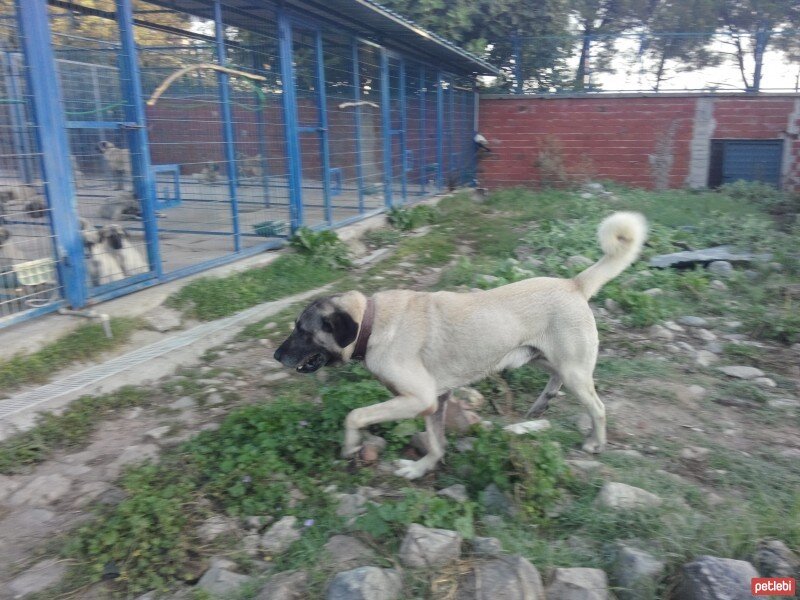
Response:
[351,297,374,361]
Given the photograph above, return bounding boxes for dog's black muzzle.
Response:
[274,333,330,374]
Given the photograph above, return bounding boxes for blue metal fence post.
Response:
[435,71,444,190]
[380,48,393,207]
[351,40,365,213]
[213,0,241,252]
[3,51,35,185]
[15,0,86,308]
[116,0,161,277]
[470,81,478,187]
[277,10,304,230]
[447,76,455,184]
[398,58,407,203]
[418,65,426,195]
[250,53,272,208]
[314,30,333,225]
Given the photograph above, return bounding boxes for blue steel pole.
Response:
[116,0,161,277]
[213,0,241,252]
[251,53,271,208]
[419,65,426,195]
[435,71,444,190]
[351,40,365,213]
[16,0,87,308]
[277,11,304,230]
[314,30,333,226]
[380,49,393,207]
[398,58,407,203]
[3,51,34,184]
[447,77,455,184]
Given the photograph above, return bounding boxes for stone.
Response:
[642,287,662,296]
[584,182,605,193]
[264,371,290,383]
[445,396,483,433]
[438,483,469,503]
[9,474,72,506]
[197,515,239,542]
[456,437,476,452]
[398,523,462,568]
[260,516,301,554]
[567,459,605,478]
[472,536,504,558]
[143,307,183,332]
[768,398,800,410]
[595,482,662,510]
[206,392,225,405]
[327,567,402,600]
[649,246,767,269]
[168,396,196,410]
[680,446,710,464]
[255,570,308,600]
[663,320,685,332]
[753,539,800,578]
[614,545,664,600]
[336,493,368,517]
[566,255,594,268]
[73,481,113,508]
[694,350,718,367]
[779,448,800,459]
[705,341,724,354]
[454,387,486,410]
[676,341,695,352]
[717,365,765,380]
[481,483,516,517]
[0,474,22,502]
[457,555,545,600]
[8,559,67,598]
[546,567,608,600]
[322,535,377,571]
[144,425,172,441]
[678,316,708,327]
[708,260,734,277]
[604,298,620,312]
[710,279,728,291]
[678,555,759,600]
[648,324,674,341]
[196,567,253,596]
[753,377,777,388]
[694,328,717,342]
[687,385,706,400]
[503,419,551,435]
[111,444,160,469]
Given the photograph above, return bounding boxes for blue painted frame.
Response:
[152,163,181,209]
[435,71,444,190]
[380,48,393,208]
[314,28,333,225]
[16,0,87,309]
[418,64,426,195]
[398,56,408,203]
[351,40,365,214]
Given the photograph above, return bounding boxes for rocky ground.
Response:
[0,186,798,599]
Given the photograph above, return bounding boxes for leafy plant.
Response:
[387,205,439,231]
[290,227,351,269]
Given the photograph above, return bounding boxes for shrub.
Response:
[290,227,351,269]
[387,205,439,231]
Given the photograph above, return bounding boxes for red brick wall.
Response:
[477,94,800,191]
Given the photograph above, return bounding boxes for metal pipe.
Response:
[58,308,113,339]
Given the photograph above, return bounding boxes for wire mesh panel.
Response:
[47,1,152,294]
[424,69,440,191]
[0,6,62,324]
[386,55,406,205]
[404,63,424,198]
[355,43,385,209]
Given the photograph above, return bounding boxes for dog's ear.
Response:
[323,310,358,348]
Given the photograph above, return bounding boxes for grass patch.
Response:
[0,317,139,394]
[0,386,150,474]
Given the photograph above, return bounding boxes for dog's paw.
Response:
[393,459,428,480]
[341,444,362,459]
[581,439,606,454]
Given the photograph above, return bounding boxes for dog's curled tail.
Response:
[574,211,648,300]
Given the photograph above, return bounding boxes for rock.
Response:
[457,555,545,600]
[444,396,483,433]
[584,182,605,193]
[456,437,476,452]
[255,570,308,600]
[779,448,800,459]
[8,558,67,597]
[695,350,718,367]
[753,539,800,578]
[580,192,593,200]
[111,444,160,469]
[264,371,290,383]
[642,287,662,296]
[197,567,253,596]
[438,483,469,503]
[566,255,594,268]
[546,567,608,600]
[663,320,685,332]
[73,481,113,508]
[260,516,301,554]
[567,459,605,478]
[650,246,767,270]
[604,298,620,312]
[336,493,368,518]
[503,420,551,435]
[694,328,717,342]
[718,365,765,380]
[472,536,504,558]
[708,260,734,277]
[614,545,664,600]
[0,474,22,502]
[676,341,695,352]
[678,316,708,328]
[144,425,172,441]
[753,377,777,388]
[454,387,486,410]
[9,474,72,506]
[768,398,800,410]
[595,482,662,510]
[168,396,196,410]
[206,392,225,405]
[648,324,674,341]
[680,446,710,465]
[710,279,728,291]
[481,483,516,517]
[143,307,183,332]
[323,536,377,571]
[678,555,759,600]
[327,566,402,600]
[706,341,724,354]
[197,515,239,542]
[398,523,462,568]
[687,385,706,400]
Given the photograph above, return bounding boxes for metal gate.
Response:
[721,140,783,187]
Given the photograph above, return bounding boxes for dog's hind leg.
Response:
[394,407,446,480]
[560,367,606,454]
[525,372,563,418]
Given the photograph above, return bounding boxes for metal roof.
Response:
[143,0,499,76]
